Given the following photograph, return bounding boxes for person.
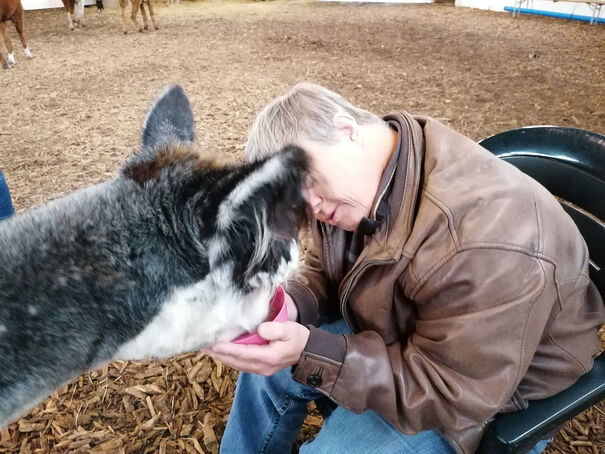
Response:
[203,82,605,454]
[0,171,14,221]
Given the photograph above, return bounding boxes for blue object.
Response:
[504,6,605,24]
[477,126,605,454]
[0,171,14,220]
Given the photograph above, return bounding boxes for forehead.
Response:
[300,147,352,191]
[298,135,345,162]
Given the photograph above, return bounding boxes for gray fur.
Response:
[0,85,308,427]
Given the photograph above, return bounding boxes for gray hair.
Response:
[245,82,383,162]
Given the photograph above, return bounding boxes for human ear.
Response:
[332,113,359,143]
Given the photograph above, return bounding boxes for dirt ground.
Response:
[0,0,603,452]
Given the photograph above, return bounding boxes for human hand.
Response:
[201,321,310,376]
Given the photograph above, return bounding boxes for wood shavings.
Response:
[0,2,603,453]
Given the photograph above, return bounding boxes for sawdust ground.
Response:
[0,1,603,452]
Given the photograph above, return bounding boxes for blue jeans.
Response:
[0,171,14,220]
[221,319,454,454]
[221,318,552,454]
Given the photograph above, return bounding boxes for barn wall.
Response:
[455,0,602,20]
[319,0,433,3]
[23,0,63,10]
[23,0,96,10]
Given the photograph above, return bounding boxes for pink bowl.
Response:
[232,286,288,345]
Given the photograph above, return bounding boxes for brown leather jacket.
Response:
[286,112,605,454]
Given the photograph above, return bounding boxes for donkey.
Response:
[0,85,309,428]
[120,0,158,34]
[0,0,33,69]
[61,0,85,30]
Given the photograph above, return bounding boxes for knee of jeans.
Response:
[526,438,552,454]
[0,187,15,219]
[0,176,14,220]
[319,318,353,335]
[238,369,320,402]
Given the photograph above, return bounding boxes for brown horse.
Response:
[61,0,85,30]
[0,0,33,69]
[120,0,158,34]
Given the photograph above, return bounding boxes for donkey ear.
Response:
[216,146,309,240]
[265,147,310,239]
[141,85,194,154]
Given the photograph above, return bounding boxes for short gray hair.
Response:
[245,82,383,162]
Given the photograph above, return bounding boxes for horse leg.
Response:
[139,2,149,30]
[119,0,128,33]
[60,0,74,30]
[0,23,9,69]
[74,0,85,27]
[1,22,15,67]
[146,0,159,30]
[13,5,33,59]
[130,0,143,33]
[67,9,75,30]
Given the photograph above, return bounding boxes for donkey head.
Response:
[123,86,309,294]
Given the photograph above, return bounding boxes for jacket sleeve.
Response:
[292,248,557,433]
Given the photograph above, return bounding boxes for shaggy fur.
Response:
[0,85,309,428]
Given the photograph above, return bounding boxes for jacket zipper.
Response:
[333,112,419,333]
[339,258,397,331]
